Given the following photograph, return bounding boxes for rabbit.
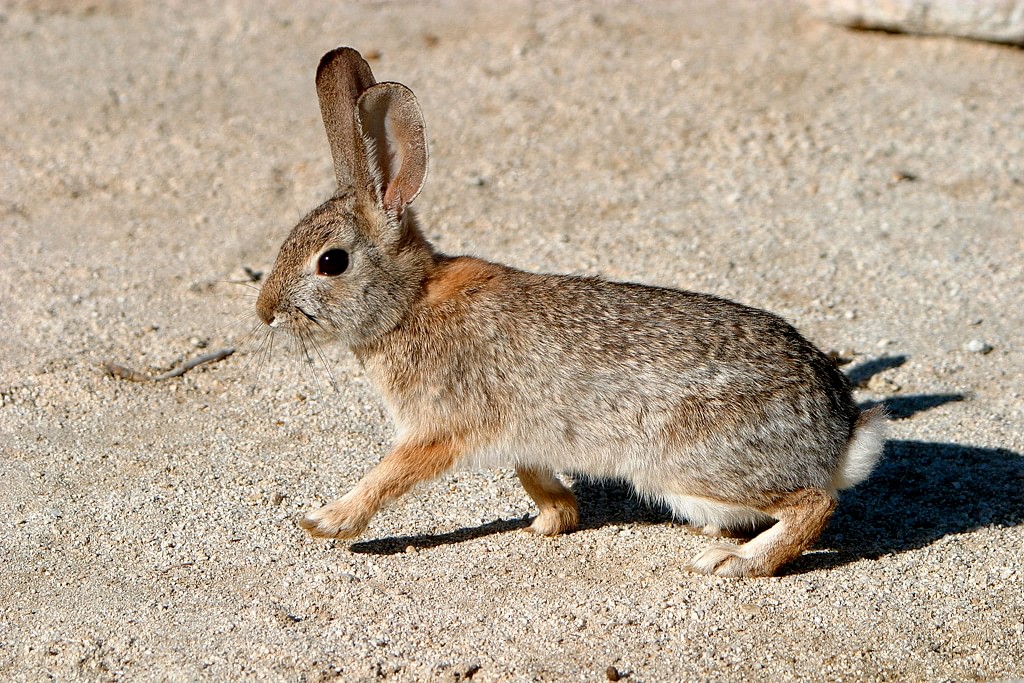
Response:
[254,47,886,577]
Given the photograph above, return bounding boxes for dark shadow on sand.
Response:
[845,355,907,386]
[862,393,966,420]
[349,517,529,555]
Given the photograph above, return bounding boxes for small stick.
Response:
[103,347,235,382]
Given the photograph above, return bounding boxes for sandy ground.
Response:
[1,1,1022,681]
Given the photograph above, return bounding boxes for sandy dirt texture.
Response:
[1,1,1022,681]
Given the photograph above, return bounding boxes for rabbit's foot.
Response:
[527,504,579,536]
[687,542,764,577]
[685,523,727,538]
[299,494,372,539]
[516,466,579,536]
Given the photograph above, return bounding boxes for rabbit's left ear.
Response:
[316,47,377,192]
[357,82,428,215]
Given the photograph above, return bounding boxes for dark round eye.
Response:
[316,249,349,277]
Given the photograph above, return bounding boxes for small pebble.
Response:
[606,666,622,681]
[452,661,480,680]
[867,375,901,393]
[963,339,993,354]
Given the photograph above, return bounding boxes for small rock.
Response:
[451,661,480,680]
[867,375,901,393]
[827,348,855,366]
[241,266,263,282]
[606,666,622,681]
[963,339,993,354]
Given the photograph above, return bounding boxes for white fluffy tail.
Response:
[832,406,887,490]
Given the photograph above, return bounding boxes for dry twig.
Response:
[103,347,235,382]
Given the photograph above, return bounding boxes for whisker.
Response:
[211,310,260,344]
[264,328,277,386]
[252,326,274,388]
[308,333,339,393]
[296,330,325,400]
[287,328,305,389]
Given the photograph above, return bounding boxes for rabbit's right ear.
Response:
[356,83,428,216]
[315,47,377,190]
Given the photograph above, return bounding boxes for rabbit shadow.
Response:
[349,516,530,555]
[347,478,670,556]
[843,354,964,418]
[845,354,907,386]
[352,435,1024,569]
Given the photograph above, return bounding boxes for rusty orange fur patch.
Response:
[424,257,503,305]
[362,438,463,509]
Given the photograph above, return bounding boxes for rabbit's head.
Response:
[256,48,431,349]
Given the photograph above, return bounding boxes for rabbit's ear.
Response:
[315,47,377,190]
[356,82,428,215]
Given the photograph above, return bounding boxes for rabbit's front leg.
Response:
[299,438,461,539]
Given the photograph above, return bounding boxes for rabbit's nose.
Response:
[256,291,278,327]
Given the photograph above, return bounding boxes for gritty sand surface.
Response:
[1,1,1023,681]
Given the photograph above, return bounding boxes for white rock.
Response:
[964,339,994,354]
[806,0,1024,45]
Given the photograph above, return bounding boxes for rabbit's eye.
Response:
[316,249,349,277]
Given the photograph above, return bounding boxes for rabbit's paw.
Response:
[299,495,372,539]
[526,505,578,537]
[687,542,761,578]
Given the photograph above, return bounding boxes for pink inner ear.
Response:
[357,83,427,215]
[380,114,405,212]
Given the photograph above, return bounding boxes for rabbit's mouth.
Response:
[297,307,320,325]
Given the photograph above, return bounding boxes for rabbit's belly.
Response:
[657,493,773,531]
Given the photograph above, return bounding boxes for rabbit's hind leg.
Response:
[686,488,836,578]
[516,466,579,536]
